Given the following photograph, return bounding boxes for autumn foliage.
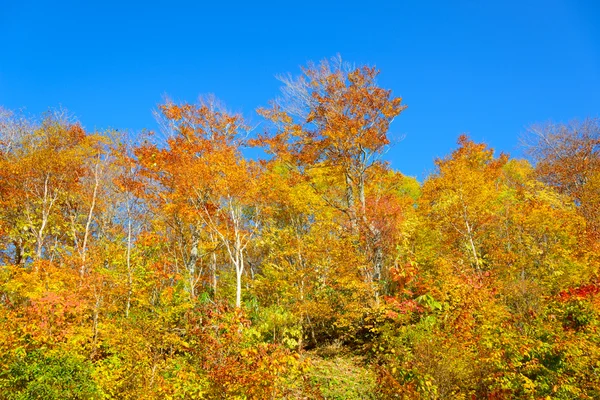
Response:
[0,58,599,399]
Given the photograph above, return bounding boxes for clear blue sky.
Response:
[1,0,599,179]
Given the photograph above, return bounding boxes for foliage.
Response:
[0,350,101,400]
[0,58,599,398]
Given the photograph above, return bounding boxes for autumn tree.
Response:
[377,137,598,399]
[256,56,406,295]
[137,97,259,307]
[110,139,150,318]
[522,118,600,238]
[419,135,508,273]
[419,136,590,289]
[0,109,110,271]
[251,160,373,347]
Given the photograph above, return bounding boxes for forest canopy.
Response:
[0,57,599,399]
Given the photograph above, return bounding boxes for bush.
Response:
[0,350,101,400]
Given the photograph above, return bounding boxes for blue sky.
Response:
[1,0,599,179]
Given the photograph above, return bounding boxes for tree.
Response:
[0,110,109,271]
[522,118,600,238]
[256,56,406,294]
[419,135,508,273]
[137,97,258,307]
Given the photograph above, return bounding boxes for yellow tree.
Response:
[419,135,508,273]
[252,159,373,346]
[419,136,590,291]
